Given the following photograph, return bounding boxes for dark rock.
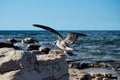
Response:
[80,74,91,80]
[39,47,50,54]
[0,42,19,49]
[0,42,14,48]
[95,76,103,80]
[6,38,19,43]
[78,63,89,69]
[70,62,79,68]
[27,44,40,51]
[104,73,112,77]
[21,38,38,44]
[115,64,120,71]
[70,62,89,69]
[90,73,118,80]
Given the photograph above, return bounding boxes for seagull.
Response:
[33,24,87,55]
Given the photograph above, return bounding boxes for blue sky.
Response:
[0,0,120,30]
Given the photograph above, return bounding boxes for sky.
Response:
[0,0,120,30]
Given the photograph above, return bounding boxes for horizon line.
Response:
[0,29,120,31]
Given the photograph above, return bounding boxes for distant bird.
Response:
[33,24,87,55]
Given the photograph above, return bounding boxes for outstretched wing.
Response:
[33,24,63,40]
[65,32,87,44]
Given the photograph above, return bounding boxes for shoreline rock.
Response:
[27,44,41,51]
[68,60,119,80]
[21,38,38,44]
[0,42,19,49]
[0,48,69,80]
[0,48,35,74]
[6,38,20,43]
[39,47,50,54]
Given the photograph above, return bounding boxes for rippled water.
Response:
[0,30,120,61]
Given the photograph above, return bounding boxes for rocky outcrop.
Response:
[6,38,19,43]
[39,47,50,54]
[21,38,38,44]
[69,60,116,69]
[0,48,35,74]
[0,42,13,48]
[35,51,69,80]
[68,60,118,80]
[0,48,69,80]
[69,68,118,80]
[0,42,19,49]
[27,44,41,51]
[29,47,51,55]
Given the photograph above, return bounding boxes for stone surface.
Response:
[39,47,50,54]
[68,60,119,80]
[0,42,14,48]
[69,60,116,70]
[36,52,69,80]
[0,48,69,80]
[69,68,118,80]
[6,38,19,43]
[21,38,38,44]
[0,48,35,73]
[27,44,40,51]
[0,41,19,49]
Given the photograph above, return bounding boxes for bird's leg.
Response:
[63,50,67,54]
[63,50,71,60]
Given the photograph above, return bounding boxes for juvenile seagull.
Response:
[33,24,87,55]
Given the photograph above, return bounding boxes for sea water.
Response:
[0,30,120,61]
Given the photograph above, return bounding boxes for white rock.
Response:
[0,48,69,80]
[0,48,36,73]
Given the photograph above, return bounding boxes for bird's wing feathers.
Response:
[33,24,63,40]
[65,32,87,44]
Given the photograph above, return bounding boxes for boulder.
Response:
[0,48,36,74]
[91,73,117,80]
[36,51,69,80]
[69,60,115,69]
[21,38,38,44]
[70,62,89,69]
[39,47,50,54]
[27,44,40,51]
[0,42,19,49]
[69,68,92,80]
[0,42,14,48]
[0,48,69,80]
[6,38,19,43]
[69,68,118,80]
